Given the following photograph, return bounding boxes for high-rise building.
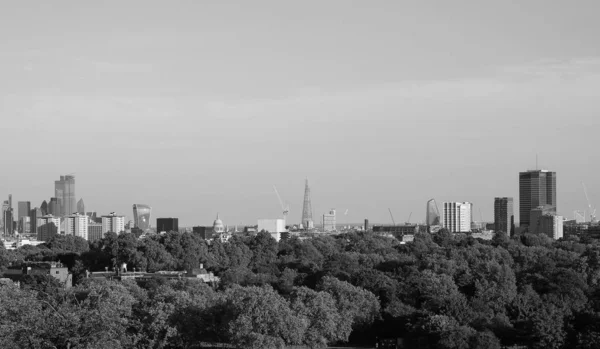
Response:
[48,198,60,216]
[40,200,48,216]
[442,202,472,233]
[3,195,14,237]
[88,222,103,241]
[529,205,555,234]
[133,204,152,230]
[538,215,564,240]
[301,179,314,229]
[64,213,89,240]
[55,175,76,216]
[494,197,514,235]
[426,199,441,226]
[77,199,85,214]
[37,215,61,241]
[2,200,9,233]
[29,207,43,238]
[101,213,125,234]
[519,170,556,227]
[157,218,179,233]
[323,209,336,232]
[17,201,31,234]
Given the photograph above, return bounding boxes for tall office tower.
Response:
[29,207,43,238]
[3,195,14,236]
[519,170,556,227]
[77,199,85,214]
[528,205,554,234]
[55,175,76,216]
[133,204,152,230]
[40,200,48,215]
[426,199,441,226]
[323,209,336,232]
[157,218,179,233]
[101,213,125,234]
[37,215,61,241]
[494,197,514,235]
[1,200,9,231]
[442,202,473,233]
[17,201,31,233]
[301,179,314,229]
[64,213,89,240]
[48,198,59,216]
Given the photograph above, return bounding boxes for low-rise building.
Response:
[2,261,72,288]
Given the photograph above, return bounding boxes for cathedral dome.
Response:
[213,214,225,233]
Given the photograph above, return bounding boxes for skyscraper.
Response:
[3,195,14,237]
[301,179,313,229]
[55,175,76,216]
[133,204,152,230]
[442,202,472,233]
[494,197,514,235]
[77,199,85,214]
[426,199,441,226]
[48,198,59,216]
[40,200,48,215]
[29,207,43,238]
[17,201,31,234]
[519,170,556,227]
[323,209,336,232]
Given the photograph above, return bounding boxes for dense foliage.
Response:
[2,230,600,348]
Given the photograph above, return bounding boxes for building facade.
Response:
[157,218,179,233]
[322,209,336,232]
[77,199,85,214]
[17,201,31,233]
[494,197,514,235]
[37,215,61,241]
[64,213,89,240]
[88,222,103,241]
[102,213,125,234]
[55,175,76,216]
[3,195,14,237]
[442,202,472,233]
[519,170,556,227]
[133,204,152,231]
[29,207,43,238]
[536,215,564,240]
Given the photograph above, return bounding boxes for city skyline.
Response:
[1,1,599,226]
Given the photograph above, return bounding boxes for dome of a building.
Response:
[213,214,225,233]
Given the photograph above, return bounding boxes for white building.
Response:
[37,215,61,241]
[258,219,286,242]
[102,213,125,235]
[323,209,336,232]
[65,213,89,240]
[442,202,472,233]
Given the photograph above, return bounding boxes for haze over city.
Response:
[1,1,599,226]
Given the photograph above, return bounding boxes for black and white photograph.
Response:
[1,1,599,348]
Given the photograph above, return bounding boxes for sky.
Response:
[1,0,599,227]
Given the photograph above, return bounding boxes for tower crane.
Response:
[582,182,597,223]
[388,208,396,226]
[406,212,412,224]
[273,186,290,223]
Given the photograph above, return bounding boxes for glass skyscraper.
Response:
[133,204,152,230]
[426,199,440,226]
[494,197,514,235]
[55,175,76,216]
[519,170,556,227]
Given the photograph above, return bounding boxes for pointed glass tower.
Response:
[301,179,313,229]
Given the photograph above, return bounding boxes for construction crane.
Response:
[582,182,597,223]
[388,208,396,226]
[273,186,290,222]
[406,212,412,224]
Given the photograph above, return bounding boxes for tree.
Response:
[219,285,306,349]
[290,286,347,348]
